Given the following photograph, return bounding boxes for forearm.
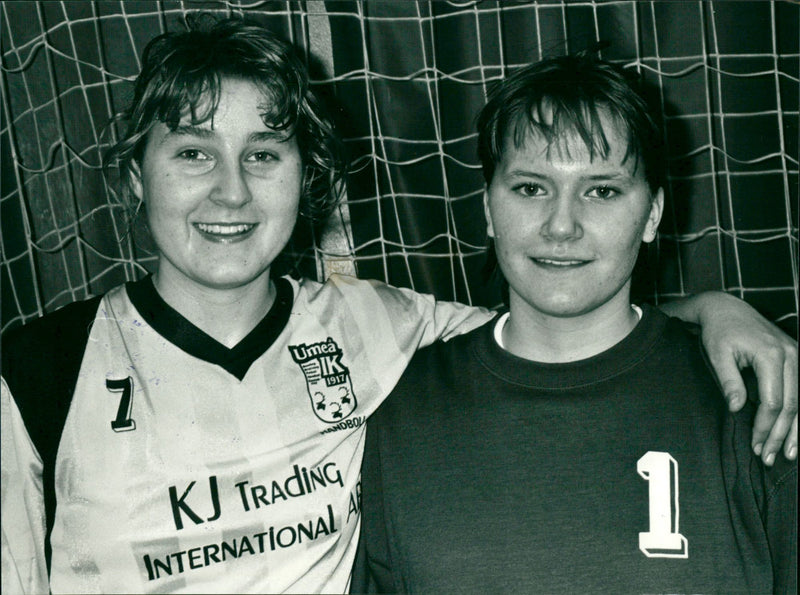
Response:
[657,291,739,325]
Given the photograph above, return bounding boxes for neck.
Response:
[502,294,640,363]
[153,269,275,348]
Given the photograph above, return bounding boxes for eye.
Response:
[513,182,546,198]
[586,185,620,200]
[177,148,210,161]
[246,150,276,163]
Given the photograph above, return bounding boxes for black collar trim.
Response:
[125,276,293,381]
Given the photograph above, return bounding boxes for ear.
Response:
[642,187,664,244]
[484,190,495,238]
[129,160,144,202]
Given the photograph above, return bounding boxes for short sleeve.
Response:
[1,378,48,595]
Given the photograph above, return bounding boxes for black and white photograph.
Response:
[1,1,797,593]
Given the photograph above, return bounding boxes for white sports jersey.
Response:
[1,274,493,594]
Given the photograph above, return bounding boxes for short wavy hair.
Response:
[103,15,346,222]
[477,53,665,193]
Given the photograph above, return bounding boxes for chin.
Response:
[528,291,582,312]
[540,305,590,318]
[523,295,597,319]
[195,270,269,291]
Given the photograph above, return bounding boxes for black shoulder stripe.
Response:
[1,295,103,574]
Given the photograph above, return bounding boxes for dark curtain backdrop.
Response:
[2,1,798,338]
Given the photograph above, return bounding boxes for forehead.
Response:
[177,78,274,125]
[501,130,631,170]
[145,83,295,151]
[501,110,638,174]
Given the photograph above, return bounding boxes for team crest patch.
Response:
[289,337,357,423]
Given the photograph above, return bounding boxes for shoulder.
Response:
[3,295,103,337]
[294,273,381,292]
[300,273,467,306]
[290,274,415,322]
[376,323,488,415]
[299,273,426,302]
[295,273,491,314]
[409,321,485,371]
[640,305,718,378]
[1,293,106,463]
[2,293,105,404]
[2,295,104,378]
[292,273,395,304]
[293,273,448,319]
[643,304,701,344]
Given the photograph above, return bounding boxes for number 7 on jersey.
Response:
[637,451,688,558]
[106,377,136,432]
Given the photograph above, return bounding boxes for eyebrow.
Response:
[506,169,632,182]
[163,125,290,144]
[583,172,631,181]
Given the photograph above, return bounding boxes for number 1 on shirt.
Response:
[637,451,688,558]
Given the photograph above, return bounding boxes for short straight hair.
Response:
[477,53,666,304]
[477,53,665,194]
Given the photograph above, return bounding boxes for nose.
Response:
[540,194,583,242]
[209,159,252,208]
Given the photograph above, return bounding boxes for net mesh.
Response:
[2,1,798,337]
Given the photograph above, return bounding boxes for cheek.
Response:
[265,183,301,220]
[275,177,303,217]
[602,216,650,275]
[141,174,196,243]
[628,210,653,249]
[493,228,529,278]
[489,200,525,241]
[141,166,178,211]
[603,205,650,245]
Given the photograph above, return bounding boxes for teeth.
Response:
[537,258,583,266]
[196,223,254,235]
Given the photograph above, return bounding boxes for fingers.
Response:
[705,348,748,412]
[752,349,797,465]
[784,416,798,461]
[694,293,797,465]
[758,410,795,466]
[778,351,798,460]
[782,343,798,460]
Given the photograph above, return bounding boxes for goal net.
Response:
[2,1,797,338]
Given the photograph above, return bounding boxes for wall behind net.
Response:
[2,1,798,338]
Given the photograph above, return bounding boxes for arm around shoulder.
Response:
[660,291,798,465]
[331,274,495,348]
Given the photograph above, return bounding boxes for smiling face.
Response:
[484,110,663,322]
[131,77,303,294]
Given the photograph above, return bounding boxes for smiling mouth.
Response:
[194,222,258,242]
[532,257,590,268]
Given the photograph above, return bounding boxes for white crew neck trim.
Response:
[493,311,511,348]
[493,304,643,349]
